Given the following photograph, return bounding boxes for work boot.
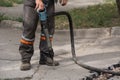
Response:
[39,55,59,66]
[19,43,33,71]
[20,62,31,71]
[39,51,59,66]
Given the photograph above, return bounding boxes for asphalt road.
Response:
[1,0,120,79]
[0,0,104,17]
[0,26,120,80]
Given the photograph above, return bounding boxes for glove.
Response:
[59,0,68,6]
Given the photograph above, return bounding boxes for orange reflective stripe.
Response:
[40,36,46,40]
[20,39,33,45]
[40,36,53,41]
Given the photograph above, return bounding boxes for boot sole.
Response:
[39,61,59,66]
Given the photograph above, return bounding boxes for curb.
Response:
[0,20,22,29]
[0,20,120,39]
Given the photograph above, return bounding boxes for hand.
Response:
[35,0,44,10]
[59,0,68,6]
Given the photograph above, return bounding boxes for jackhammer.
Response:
[38,8,52,53]
[37,2,120,77]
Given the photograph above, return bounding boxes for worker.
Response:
[19,0,68,71]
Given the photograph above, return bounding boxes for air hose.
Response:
[51,11,120,75]
[38,0,120,76]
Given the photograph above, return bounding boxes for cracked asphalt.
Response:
[0,26,120,80]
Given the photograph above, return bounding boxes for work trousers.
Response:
[19,0,55,63]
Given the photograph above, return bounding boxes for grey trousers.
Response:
[19,0,55,63]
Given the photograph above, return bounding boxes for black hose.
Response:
[51,11,120,75]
